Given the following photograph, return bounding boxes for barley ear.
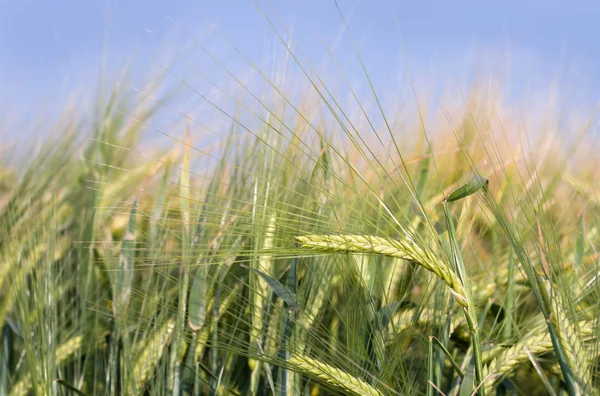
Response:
[10,335,83,396]
[296,234,468,306]
[133,319,175,392]
[287,354,383,396]
[550,293,593,393]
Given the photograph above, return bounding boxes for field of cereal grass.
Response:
[1,5,600,395]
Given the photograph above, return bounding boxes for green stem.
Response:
[443,201,485,395]
[464,309,484,394]
[427,336,434,396]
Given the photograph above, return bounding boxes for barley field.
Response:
[1,3,599,396]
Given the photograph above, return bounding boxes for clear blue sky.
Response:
[1,1,598,129]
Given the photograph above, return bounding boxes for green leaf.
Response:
[458,360,475,396]
[113,199,136,316]
[180,128,191,236]
[375,302,402,329]
[574,216,584,268]
[55,379,90,396]
[1,324,11,395]
[445,175,489,202]
[188,265,206,331]
[181,331,199,392]
[247,267,301,311]
[431,337,464,378]
[319,137,331,185]
[415,154,431,197]
[150,159,171,243]
[5,316,21,338]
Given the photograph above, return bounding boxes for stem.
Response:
[443,201,485,395]
[503,250,515,341]
[427,336,434,396]
[464,309,484,394]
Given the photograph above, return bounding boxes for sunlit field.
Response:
[1,3,600,396]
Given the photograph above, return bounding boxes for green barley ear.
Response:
[482,190,586,395]
[133,319,175,392]
[287,354,383,396]
[481,319,593,390]
[543,281,593,393]
[296,234,468,307]
[10,335,84,396]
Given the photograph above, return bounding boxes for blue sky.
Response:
[0,1,598,133]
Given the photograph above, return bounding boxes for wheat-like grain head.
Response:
[296,234,468,306]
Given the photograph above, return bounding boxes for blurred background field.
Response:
[1,2,599,395]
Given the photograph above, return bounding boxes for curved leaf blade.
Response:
[445,175,489,203]
[247,267,301,311]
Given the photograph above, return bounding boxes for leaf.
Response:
[574,216,584,268]
[5,316,21,338]
[280,258,299,395]
[180,127,191,236]
[247,267,301,311]
[458,359,475,396]
[431,337,464,378]
[150,158,171,243]
[1,324,11,395]
[375,302,402,329]
[181,332,199,392]
[445,175,489,202]
[319,137,331,185]
[415,154,431,197]
[188,265,206,331]
[113,199,136,316]
[54,379,90,396]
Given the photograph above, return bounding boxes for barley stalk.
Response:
[287,354,383,396]
[296,234,468,306]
